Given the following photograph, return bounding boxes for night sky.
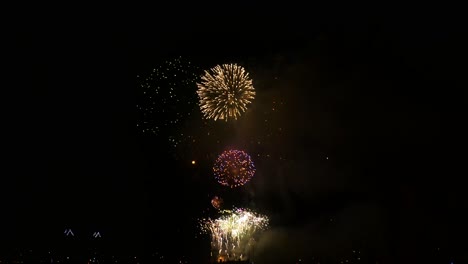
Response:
[7,7,467,263]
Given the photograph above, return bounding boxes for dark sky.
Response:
[7,7,467,263]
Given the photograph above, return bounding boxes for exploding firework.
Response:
[213,149,256,188]
[200,208,269,262]
[211,196,224,210]
[196,63,255,121]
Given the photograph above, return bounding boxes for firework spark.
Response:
[136,56,199,138]
[196,63,255,121]
[200,208,269,262]
[213,149,256,188]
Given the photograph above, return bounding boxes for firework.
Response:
[136,56,199,137]
[196,63,255,121]
[200,208,269,262]
[211,196,224,210]
[213,149,256,188]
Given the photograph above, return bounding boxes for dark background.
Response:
[6,6,467,263]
